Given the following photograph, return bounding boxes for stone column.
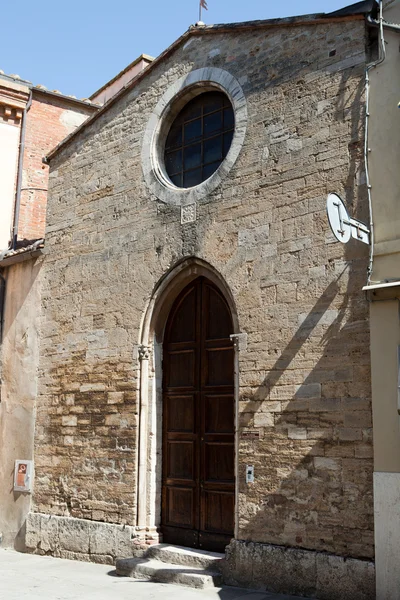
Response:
[137,344,151,530]
[230,333,247,539]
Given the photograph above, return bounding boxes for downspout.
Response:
[0,271,5,343]
[365,0,386,284]
[12,90,33,250]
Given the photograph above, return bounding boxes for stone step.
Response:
[146,543,224,570]
[115,557,223,589]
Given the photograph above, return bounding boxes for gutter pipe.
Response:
[12,90,33,250]
[368,15,400,31]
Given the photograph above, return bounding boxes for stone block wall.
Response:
[25,513,148,564]
[31,15,373,593]
[222,540,375,600]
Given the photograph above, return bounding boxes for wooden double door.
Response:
[162,277,235,552]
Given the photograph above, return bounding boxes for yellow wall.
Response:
[370,300,400,470]
[369,3,400,282]
[368,2,400,470]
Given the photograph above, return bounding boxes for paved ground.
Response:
[0,548,308,600]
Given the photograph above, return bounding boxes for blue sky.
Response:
[1,1,355,99]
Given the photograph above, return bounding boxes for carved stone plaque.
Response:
[181,203,197,224]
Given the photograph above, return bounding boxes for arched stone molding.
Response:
[142,67,247,206]
[136,257,242,541]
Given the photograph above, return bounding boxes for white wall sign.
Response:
[326,193,370,245]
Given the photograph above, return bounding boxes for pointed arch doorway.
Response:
[161,276,235,552]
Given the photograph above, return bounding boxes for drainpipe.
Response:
[0,272,5,342]
[12,90,33,250]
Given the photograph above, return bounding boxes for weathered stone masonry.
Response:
[27,15,374,598]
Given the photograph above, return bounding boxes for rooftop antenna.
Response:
[198,0,208,24]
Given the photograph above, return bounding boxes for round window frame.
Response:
[142,68,247,206]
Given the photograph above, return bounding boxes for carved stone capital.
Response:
[230,332,248,352]
[0,81,29,125]
[138,345,151,361]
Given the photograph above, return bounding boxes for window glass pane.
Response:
[166,124,182,150]
[223,131,234,155]
[184,119,202,143]
[203,93,224,114]
[204,112,222,137]
[165,149,182,175]
[163,92,234,189]
[170,173,182,187]
[204,136,222,165]
[203,161,221,180]
[184,143,202,170]
[183,168,202,188]
[224,107,235,130]
[181,100,202,121]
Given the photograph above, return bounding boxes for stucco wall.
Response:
[31,16,373,577]
[0,78,29,250]
[0,257,42,547]
[366,2,400,598]
[368,11,400,281]
[0,123,20,248]
[368,0,400,467]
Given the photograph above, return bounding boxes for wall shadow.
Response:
[233,28,372,559]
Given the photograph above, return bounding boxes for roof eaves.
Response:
[45,9,371,162]
[32,87,99,110]
[89,53,154,101]
[0,239,45,267]
[325,0,378,18]
[0,73,32,87]
[0,72,100,110]
[0,249,43,268]
[45,29,192,162]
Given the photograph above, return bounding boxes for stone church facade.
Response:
[25,8,375,600]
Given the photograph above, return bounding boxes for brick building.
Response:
[0,74,98,250]
[18,2,380,599]
[0,55,153,253]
